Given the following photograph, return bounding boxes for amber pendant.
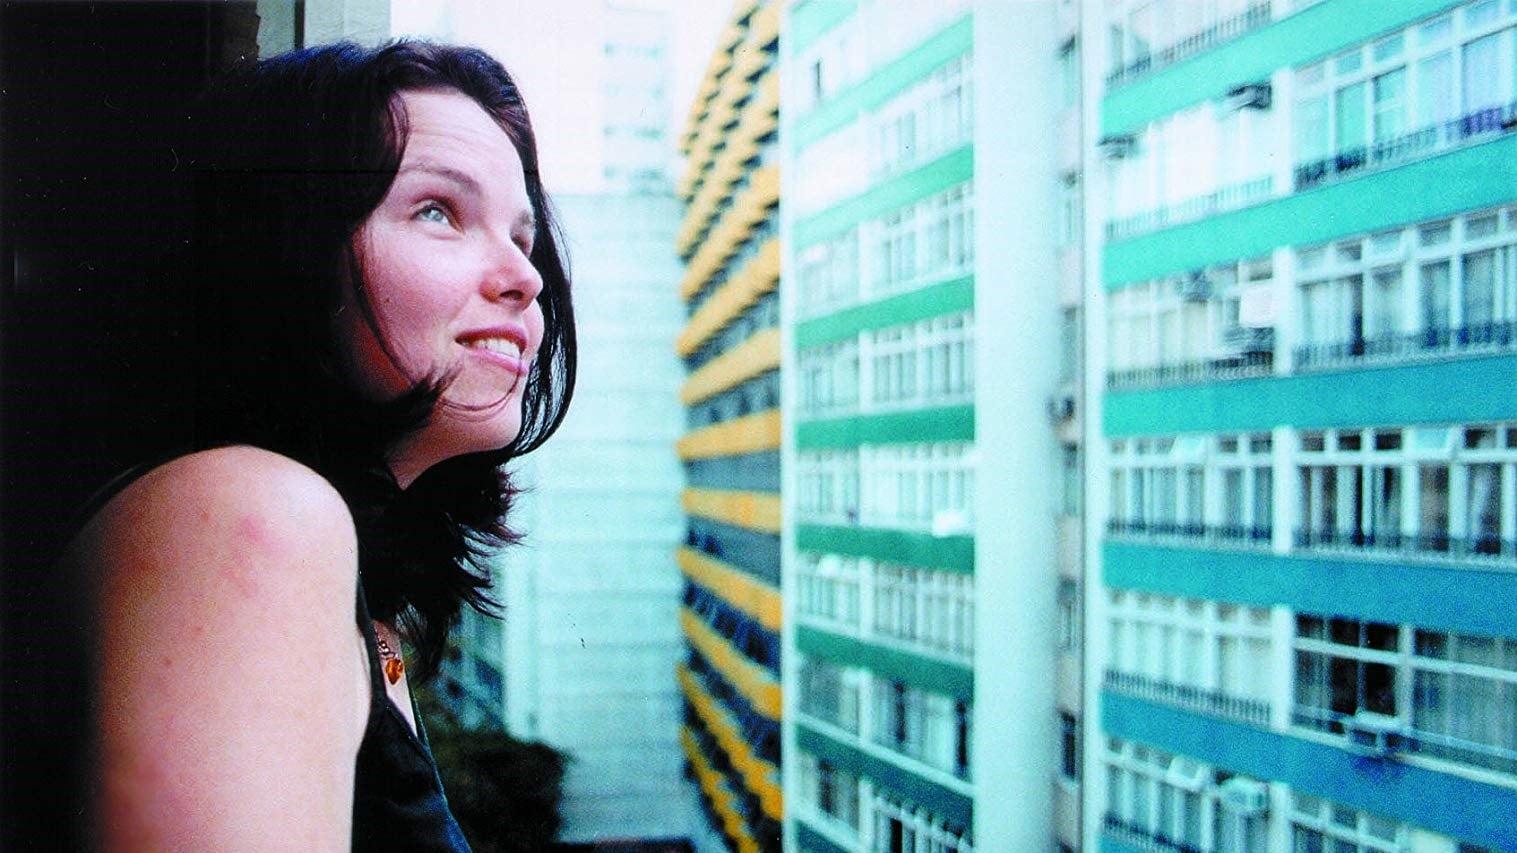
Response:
[383,657,404,685]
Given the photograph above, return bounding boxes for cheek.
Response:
[341,243,456,397]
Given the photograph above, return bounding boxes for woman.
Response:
[66,41,574,849]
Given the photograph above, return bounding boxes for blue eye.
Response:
[416,203,451,225]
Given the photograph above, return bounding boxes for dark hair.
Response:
[185,41,575,678]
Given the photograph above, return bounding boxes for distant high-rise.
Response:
[672,0,783,849]
[1084,2,1517,852]
[431,2,701,844]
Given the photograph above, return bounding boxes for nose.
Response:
[484,235,543,307]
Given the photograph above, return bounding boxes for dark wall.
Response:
[1,3,257,846]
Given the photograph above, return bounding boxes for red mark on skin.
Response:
[221,514,272,599]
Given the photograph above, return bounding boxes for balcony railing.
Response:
[1108,518,1273,548]
[1292,707,1517,775]
[1108,349,1272,390]
[1105,2,1272,88]
[1294,100,1517,192]
[1295,320,1517,370]
[1294,527,1517,565]
[1102,813,1203,853]
[1107,176,1273,240]
[1105,669,1272,728]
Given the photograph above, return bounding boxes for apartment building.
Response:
[673,1,784,849]
[1085,2,1517,852]
[780,2,1073,850]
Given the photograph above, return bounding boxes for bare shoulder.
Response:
[81,445,356,571]
[84,447,364,848]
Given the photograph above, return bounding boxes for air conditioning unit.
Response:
[1047,393,1077,420]
[1222,325,1275,354]
[1344,711,1407,757]
[1218,778,1269,816]
[1225,81,1273,111]
[1164,758,1207,792]
[1178,271,1212,302]
[1098,133,1137,159]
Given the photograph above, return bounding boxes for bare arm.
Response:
[78,447,368,851]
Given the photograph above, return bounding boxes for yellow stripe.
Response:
[750,0,779,49]
[682,487,781,534]
[680,727,757,849]
[676,65,778,255]
[677,57,777,250]
[676,239,780,357]
[681,607,782,719]
[676,409,781,460]
[679,165,780,301]
[680,328,780,406]
[677,546,782,632]
[679,665,785,821]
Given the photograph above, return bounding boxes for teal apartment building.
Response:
[1087,1,1517,852]
[780,1,1078,850]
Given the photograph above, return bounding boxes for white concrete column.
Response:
[973,1,1062,849]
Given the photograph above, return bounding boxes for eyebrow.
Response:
[398,162,537,234]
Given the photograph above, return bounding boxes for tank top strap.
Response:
[353,576,389,708]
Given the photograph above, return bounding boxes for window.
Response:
[1290,792,1407,853]
[866,442,975,531]
[797,556,974,659]
[795,450,860,524]
[1104,738,1267,852]
[796,553,861,627]
[1106,0,1270,85]
[866,790,973,853]
[1294,615,1517,776]
[869,183,975,296]
[1108,433,1272,543]
[1060,711,1080,780]
[873,678,972,778]
[1293,2,1517,189]
[1107,591,1272,725]
[1058,39,1080,109]
[1059,307,1082,383]
[870,54,973,177]
[1296,207,1517,367]
[1106,99,1275,238]
[797,655,862,733]
[797,751,861,830]
[1058,579,1080,651]
[1296,422,1516,560]
[797,339,860,417]
[797,230,860,318]
[870,311,975,410]
[1061,443,1083,516]
[1107,256,1275,388]
[874,563,975,658]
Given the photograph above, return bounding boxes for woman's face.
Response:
[339,88,545,486]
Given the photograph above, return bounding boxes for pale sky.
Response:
[391,0,732,195]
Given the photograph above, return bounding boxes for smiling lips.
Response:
[459,331,530,377]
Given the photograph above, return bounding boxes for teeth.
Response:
[468,338,522,357]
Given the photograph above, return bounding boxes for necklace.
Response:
[374,625,405,685]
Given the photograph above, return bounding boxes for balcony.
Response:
[1108,349,1272,391]
[1294,101,1517,192]
[1104,2,1272,89]
[1102,813,1202,853]
[1105,669,1271,728]
[1293,706,1517,777]
[1295,321,1517,371]
[1294,527,1517,565]
[1108,518,1273,549]
[1107,176,1273,240]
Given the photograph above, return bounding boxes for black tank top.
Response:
[352,581,471,851]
